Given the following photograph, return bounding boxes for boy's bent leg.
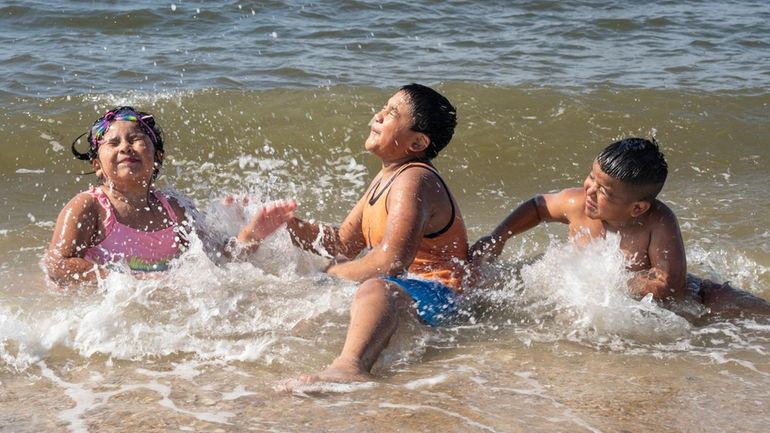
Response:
[294,278,407,385]
[701,279,770,319]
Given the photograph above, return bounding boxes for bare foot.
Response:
[276,359,373,394]
[300,365,372,384]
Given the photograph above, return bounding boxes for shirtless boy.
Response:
[471,138,770,318]
[285,84,469,385]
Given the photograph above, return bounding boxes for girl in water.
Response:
[46,106,296,287]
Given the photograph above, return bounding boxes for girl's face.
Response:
[92,120,159,188]
[365,91,424,161]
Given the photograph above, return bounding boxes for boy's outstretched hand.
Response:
[468,235,505,265]
[236,199,298,247]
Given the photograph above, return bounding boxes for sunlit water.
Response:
[1,84,769,432]
[1,0,770,432]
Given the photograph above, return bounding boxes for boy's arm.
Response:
[629,206,687,301]
[225,199,298,258]
[470,188,577,262]
[45,193,106,286]
[286,196,366,260]
[325,169,435,282]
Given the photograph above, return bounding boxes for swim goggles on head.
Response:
[71,106,159,161]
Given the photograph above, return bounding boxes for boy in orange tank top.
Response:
[284,84,469,387]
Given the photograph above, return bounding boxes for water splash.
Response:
[517,233,691,344]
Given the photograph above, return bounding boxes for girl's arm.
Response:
[45,193,105,286]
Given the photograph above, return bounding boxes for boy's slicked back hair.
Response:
[399,83,457,160]
[597,137,668,200]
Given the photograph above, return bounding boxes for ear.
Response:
[408,133,430,154]
[630,200,651,218]
[152,150,165,180]
[91,158,103,178]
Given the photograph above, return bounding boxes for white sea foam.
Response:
[39,360,235,432]
[0,213,352,371]
[688,243,769,294]
[0,308,48,370]
[517,233,691,344]
[221,384,257,401]
[403,373,448,390]
[378,402,498,432]
[278,379,377,397]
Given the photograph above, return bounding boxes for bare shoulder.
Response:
[539,187,585,222]
[557,187,585,207]
[61,190,102,220]
[647,200,680,231]
[50,190,103,250]
[391,164,446,195]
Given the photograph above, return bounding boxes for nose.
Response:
[373,109,384,123]
[117,137,134,153]
[584,177,596,195]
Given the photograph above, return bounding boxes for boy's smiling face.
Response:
[583,159,648,226]
[365,91,424,161]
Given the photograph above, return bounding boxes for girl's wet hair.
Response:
[71,106,165,179]
[399,83,457,160]
[597,137,668,200]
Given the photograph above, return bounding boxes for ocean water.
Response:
[1,1,769,432]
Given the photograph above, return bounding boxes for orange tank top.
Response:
[361,162,469,291]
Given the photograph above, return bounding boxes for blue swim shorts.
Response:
[383,276,458,327]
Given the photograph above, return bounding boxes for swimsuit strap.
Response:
[421,167,456,239]
[89,186,178,232]
[366,176,384,205]
[402,164,456,239]
[372,162,456,239]
[150,188,178,224]
[368,161,427,206]
[88,186,116,235]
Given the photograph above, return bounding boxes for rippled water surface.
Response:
[1,0,770,99]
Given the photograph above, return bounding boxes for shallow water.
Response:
[2,84,769,433]
[2,1,770,432]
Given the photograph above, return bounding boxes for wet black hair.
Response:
[71,106,165,179]
[399,83,457,160]
[596,137,668,201]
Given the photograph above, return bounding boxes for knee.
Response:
[355,278,388,299]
